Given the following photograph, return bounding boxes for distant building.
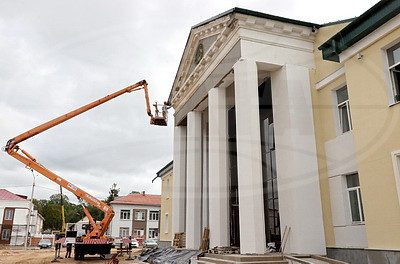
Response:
[0,189,44,246]
[153,161,173,247]
[109,192,161,242]
[66,216,92,237]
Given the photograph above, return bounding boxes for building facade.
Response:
[153,161,173,247]
[0,189,44,246]
[169,1,400,263]
[109,192,161,242]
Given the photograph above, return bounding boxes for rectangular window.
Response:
[4,209,13,221]
[133,228,144,237]
[149,211,159,221]
[164,214,169,234]
[336,86,352,133]
[120,210,130,220]
[134,211,145,221]
[119,227,129,238]
[387,42,400,102]
[148,228,158,239]
[1,229,11,240]
[346,173,365,223]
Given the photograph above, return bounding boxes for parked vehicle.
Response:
[131,239,139,248]
[38,239,52,249]
[142,239,158,248]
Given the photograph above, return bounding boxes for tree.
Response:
[105,183,120,204]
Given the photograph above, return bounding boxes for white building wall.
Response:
[0,199,41,245]
[109,204,160,239]
[325,131,367,248]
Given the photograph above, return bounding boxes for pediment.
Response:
[170,8,318,109]
[170,14,234,103]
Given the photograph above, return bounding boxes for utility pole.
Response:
[24,169,36,248]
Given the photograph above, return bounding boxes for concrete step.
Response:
[198,260,288,264]
[198,254,288,264]
[204,253,284,262]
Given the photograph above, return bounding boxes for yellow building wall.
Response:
[343,27,400,249]
[160,171,173,242]
[310,22,351,247]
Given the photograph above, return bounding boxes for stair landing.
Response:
[198,253,288,264]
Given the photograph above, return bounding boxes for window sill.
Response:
[389,101,400,107]
[350,222,365,226]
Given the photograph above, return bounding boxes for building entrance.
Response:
[227,78,280,248]
[259,79,280,248]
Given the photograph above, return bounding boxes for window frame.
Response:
[382,40,400,105]
[120,209,131,220]
[149,211,159,221]
[148,228,158,239]
[336,86,352,134]
[133,228,144,237]
[387,42,400,102]
[119,227,130,238]
[134,211,145,221]
[1,229,11,240]
[391,150,400,206]
[346,173,365,224]
[4,209,13,221]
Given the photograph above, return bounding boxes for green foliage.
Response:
[130,191,141,194]
[36,183,121,231]
[34,194,83,231]
[104,183,120,204]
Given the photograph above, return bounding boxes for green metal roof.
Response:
[318,0,400,62]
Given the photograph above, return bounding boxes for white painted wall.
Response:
[0,199,43,245]
[109,204,160,239]
[325,132,367,248]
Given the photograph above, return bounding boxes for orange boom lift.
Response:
[4,80,167,259]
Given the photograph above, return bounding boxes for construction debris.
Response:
[137,247,204,264]
[173,233,186,248]
[209,246,240,254]
[199,227,210,251]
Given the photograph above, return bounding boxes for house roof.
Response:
[0,189,27,200]
[110,193,161,206]
[319,0,400,62]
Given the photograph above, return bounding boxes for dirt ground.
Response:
[0,246,143,264]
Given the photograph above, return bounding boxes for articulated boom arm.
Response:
[4,80,166,238]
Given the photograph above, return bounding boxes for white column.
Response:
[186,111,202,249]
[202,111,209,231]
[172,125,187,235]
[208,87,229,248]
[233,58,266,254]
[271,64,326,254]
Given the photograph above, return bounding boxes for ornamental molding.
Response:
[170,12,318,109]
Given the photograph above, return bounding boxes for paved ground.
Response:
[0,246,143,264]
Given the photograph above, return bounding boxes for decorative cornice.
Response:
[170,12,318,110]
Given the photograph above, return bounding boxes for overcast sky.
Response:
[0,0,379,203]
